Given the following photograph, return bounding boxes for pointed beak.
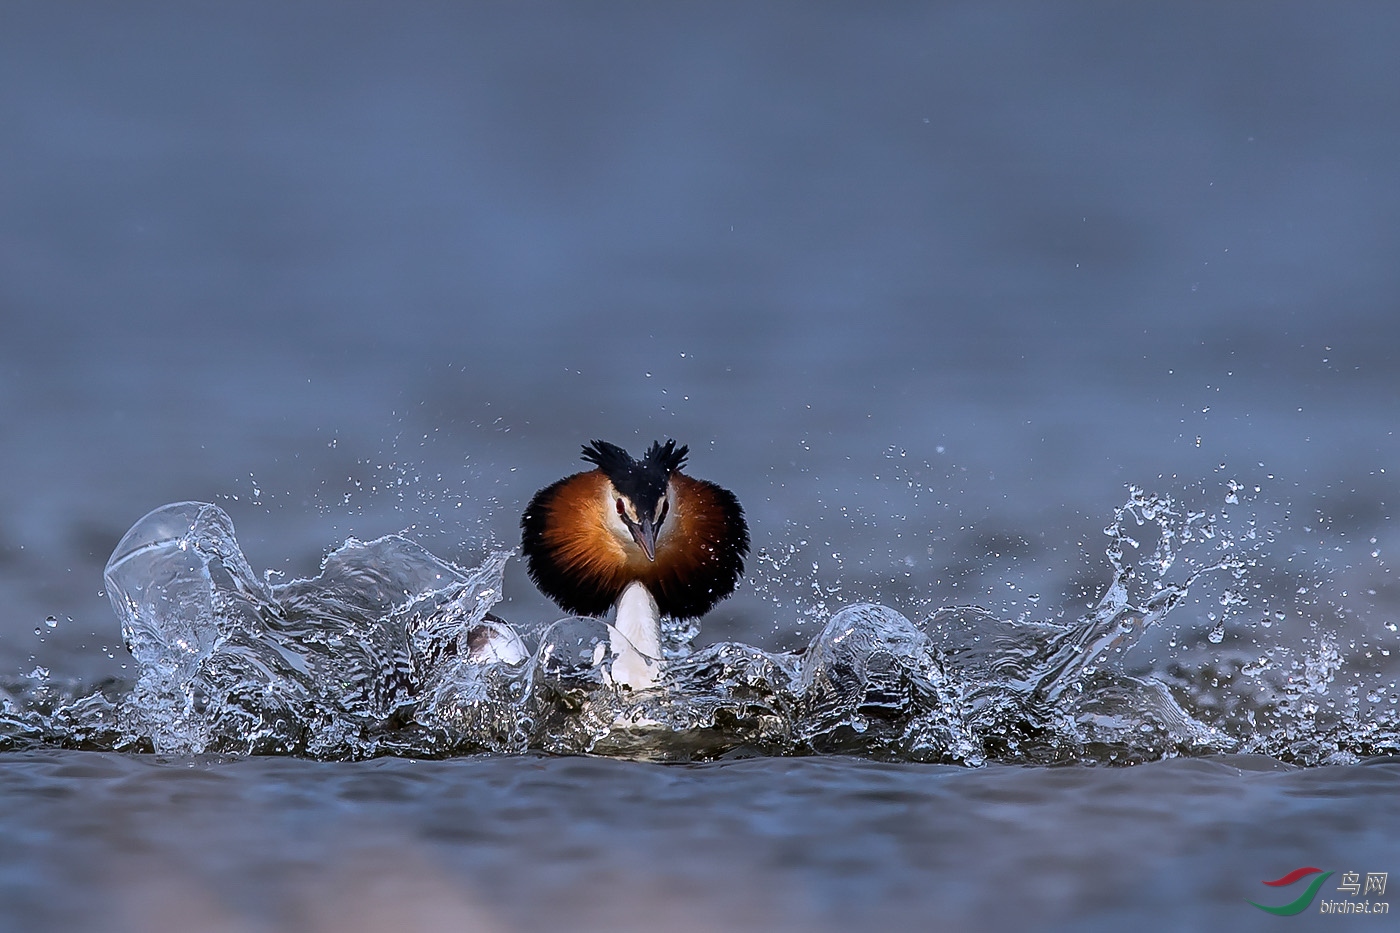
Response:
[628,514,658,561]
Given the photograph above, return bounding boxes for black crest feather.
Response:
[580,439,688,506]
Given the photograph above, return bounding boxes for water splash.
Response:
[3,491,1396,765]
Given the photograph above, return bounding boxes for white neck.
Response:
[609,581,661,690]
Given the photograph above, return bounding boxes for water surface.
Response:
[2,3,1398,930]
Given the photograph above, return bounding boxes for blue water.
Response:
[2,3,1398,929]
[3,750,1397,932]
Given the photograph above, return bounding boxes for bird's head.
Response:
[580,439,688,562]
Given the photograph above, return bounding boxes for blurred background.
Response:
[2,2,1397,681]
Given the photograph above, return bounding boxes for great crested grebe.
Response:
[520,439,749,689]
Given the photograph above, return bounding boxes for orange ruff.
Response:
[524,469,747,620]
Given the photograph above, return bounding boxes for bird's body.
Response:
[521,440,749,689]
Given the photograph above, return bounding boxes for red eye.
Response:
[658,500,669,523]
[616,499,626,518]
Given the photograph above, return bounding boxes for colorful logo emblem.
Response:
[1249,867,1334,916]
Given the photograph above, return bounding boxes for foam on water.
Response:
[2,491,1397,765]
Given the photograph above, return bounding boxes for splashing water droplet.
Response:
[0,481,1383,768]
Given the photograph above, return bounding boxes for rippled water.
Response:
[4,2,1400,930]
[0,748,1393,932]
